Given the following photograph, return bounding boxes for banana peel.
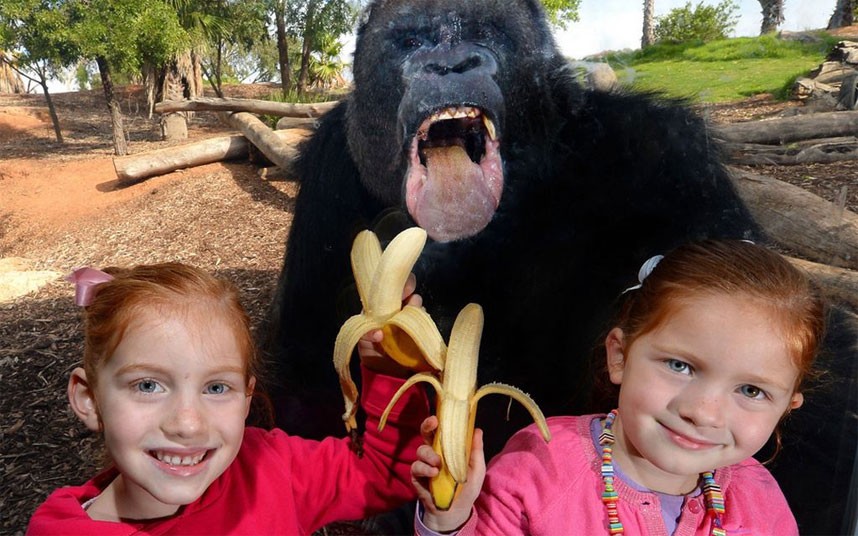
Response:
[379,303,551,510]
[333,227,447,432]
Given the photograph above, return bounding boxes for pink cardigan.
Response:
[432,414,798,536]
[27,367,430,535]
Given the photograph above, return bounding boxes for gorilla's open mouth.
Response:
[405,106,503,243]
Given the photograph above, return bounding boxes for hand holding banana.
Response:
[333,227,446,432]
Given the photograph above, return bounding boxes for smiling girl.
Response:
[411,240,825,535]
[27,263,429,535]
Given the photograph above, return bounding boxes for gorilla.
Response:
[267,0,857,533]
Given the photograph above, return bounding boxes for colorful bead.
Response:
[600,409,727,536]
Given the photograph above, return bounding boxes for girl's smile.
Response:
[658,422,722,451]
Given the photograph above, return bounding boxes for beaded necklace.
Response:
[599,410,726,535]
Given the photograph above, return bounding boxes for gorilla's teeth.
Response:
[483,116,496,140]
[430,107,480,124]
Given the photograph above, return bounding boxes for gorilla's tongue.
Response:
[414,145,498,242]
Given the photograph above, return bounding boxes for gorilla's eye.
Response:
[402,36,422,49]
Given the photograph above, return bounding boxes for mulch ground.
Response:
[1,84,856,536]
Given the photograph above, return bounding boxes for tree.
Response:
[540,0,582,29]
[0,0,80,143]
[828,0,855,29]
[758,0,784,34]
[642,0,656,48]
[654,0,739,44]
[284,0,356,95]
[69,0,187,155]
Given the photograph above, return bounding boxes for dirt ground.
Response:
[0,83,856,535]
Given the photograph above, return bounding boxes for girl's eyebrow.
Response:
[114,363,170,376]
[738,372,792,392]
[114,363,245,376]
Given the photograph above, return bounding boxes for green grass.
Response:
[603,33,841,103]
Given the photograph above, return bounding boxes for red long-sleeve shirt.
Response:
[27,367,429,535]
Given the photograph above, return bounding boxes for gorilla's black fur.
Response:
[268,1,857,532]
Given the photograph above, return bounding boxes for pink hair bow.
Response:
[66,267,114,306]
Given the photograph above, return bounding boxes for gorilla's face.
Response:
[347,0,559,242]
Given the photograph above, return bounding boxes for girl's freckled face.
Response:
[92,307,253,520]
[607,294,802,494]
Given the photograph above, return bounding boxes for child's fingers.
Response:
[411,458,440,479]
[420,415,439,444]
[416,443,442,467]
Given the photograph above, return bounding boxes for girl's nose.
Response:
[162,396,208,438]
[676,387,725,428]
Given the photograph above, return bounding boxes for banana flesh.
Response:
[379,303,551,510]
[333,227,447,432]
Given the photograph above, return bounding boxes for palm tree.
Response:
[642,0,656,48]
[758,0,784,34]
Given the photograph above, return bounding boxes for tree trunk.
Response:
[113,127,312,183]
[96,56,128,156]
[36,74,63,143]
[713,110,858,144]
[113,134,251,184]
[297,1,317,95]
[160,54,192,141]
[298,33,312,95]
[758,0,784,34]
[787,256,858,311]
[642,0,656,48]
[728,167,858,270]
[154,97,338,117]
[721,137,858,165]
[275,0,291,96]
[224,112,311,169]
[828,0,855,29]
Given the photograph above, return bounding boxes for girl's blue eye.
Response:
[205,383,230,395]
[135,379,162,393]
[666,359,691,374]
[739,384,766,400]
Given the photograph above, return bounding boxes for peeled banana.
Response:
[379,303,551,510]
[333,227,447,432]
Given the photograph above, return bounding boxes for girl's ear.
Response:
[789,392,804,410]
[68,367,101,432]
[606,328,626,386]
[244,376,257,418]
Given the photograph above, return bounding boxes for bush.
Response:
[654,1,739,44]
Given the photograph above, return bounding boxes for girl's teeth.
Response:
[155,451,205,466]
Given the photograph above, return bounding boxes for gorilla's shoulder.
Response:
[559,88,720,176]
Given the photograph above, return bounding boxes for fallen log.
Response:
[113,128,312,184]
[714,110,858,144]
[729,167,858,271]
[276,116,319,130]
[723,137,858,165]
[224,112,311,170]
[155,97,338,118]
[788,256,858,311]
[114,134,250,184]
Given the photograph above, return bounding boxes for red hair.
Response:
[80,263,258,391]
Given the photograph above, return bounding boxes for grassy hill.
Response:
[602,33,841,103]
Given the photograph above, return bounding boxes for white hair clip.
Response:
[622,254,664,294]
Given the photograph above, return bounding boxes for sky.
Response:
[555,0,835,59]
